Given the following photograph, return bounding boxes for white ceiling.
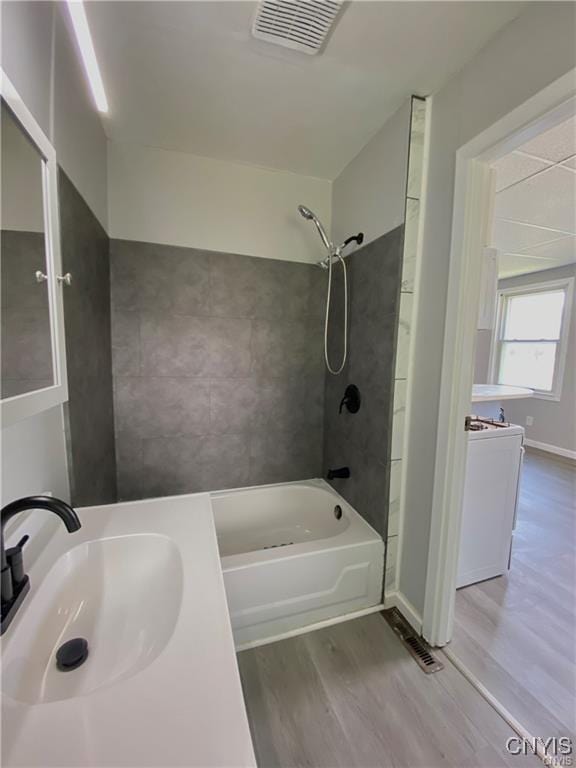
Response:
[87,0,524,180]
[491,115,576,279]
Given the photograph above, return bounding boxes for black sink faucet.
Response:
[1,496,81,634]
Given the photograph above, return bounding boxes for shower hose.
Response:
[324,251,347,375]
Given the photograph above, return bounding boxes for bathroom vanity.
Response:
[1,495,256,768]
[2,478,385,766]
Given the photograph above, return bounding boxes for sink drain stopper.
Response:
[56,638,89,671]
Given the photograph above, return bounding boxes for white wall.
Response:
[1,1,108,228]
[473,329,492,384]
[1,1,107,504]
[331,100,411,247]
[108,141,331,263]
[400,2,576,616]
[0,407,69,504]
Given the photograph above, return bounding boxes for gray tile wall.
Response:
[58,169,117,506]
[1,230,54,397]
[323,226,404,538]
[110,240,325,500]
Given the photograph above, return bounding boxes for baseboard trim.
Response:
[234,603,385,652]
[524,438,576,461]
[383,590,422,635]
[442,648,549,765]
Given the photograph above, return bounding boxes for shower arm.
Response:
[317,231,364,268]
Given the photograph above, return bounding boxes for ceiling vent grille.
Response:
[252,0,344,55]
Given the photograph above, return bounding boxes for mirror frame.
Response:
[1,69,68,427]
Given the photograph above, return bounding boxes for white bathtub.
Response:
[210,479,384,648]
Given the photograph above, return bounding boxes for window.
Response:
[492,278,574,400]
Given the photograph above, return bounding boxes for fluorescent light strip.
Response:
[67,0,108,113]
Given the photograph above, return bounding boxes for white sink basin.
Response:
[3,534,182,704]
[1,494,256,767]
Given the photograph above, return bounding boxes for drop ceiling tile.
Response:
[518,115,576,163]
[498,253,570,279]
[520,234,575,263]
[494,166,576,233]
[492,151,551,191]
[491,219,567,252]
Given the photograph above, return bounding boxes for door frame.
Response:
[422,69,576,647]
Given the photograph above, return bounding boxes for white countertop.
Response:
[472,384,533,402]
[2,494,256,768]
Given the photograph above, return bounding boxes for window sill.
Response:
[531,391,561,403]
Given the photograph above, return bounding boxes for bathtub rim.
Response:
[211,478,383,570]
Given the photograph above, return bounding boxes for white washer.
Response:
[456,418,525,589]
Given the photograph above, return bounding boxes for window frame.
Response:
[489,276,574,402]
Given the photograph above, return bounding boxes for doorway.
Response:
[422,71,576,743]
[452,112,576,740]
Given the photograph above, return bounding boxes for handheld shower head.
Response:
[297,204,332,252]
[297,203,350,376]
[297,205,315,220]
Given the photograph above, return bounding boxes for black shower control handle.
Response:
[339,384,361,414]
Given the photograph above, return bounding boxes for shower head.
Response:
[297,205,315,220]
[297,205,332,252]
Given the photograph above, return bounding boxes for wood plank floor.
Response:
[451,448,576,742]
[238,613,540,767]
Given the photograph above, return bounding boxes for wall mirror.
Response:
[1,72,68,427]
[1,100,54,397]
